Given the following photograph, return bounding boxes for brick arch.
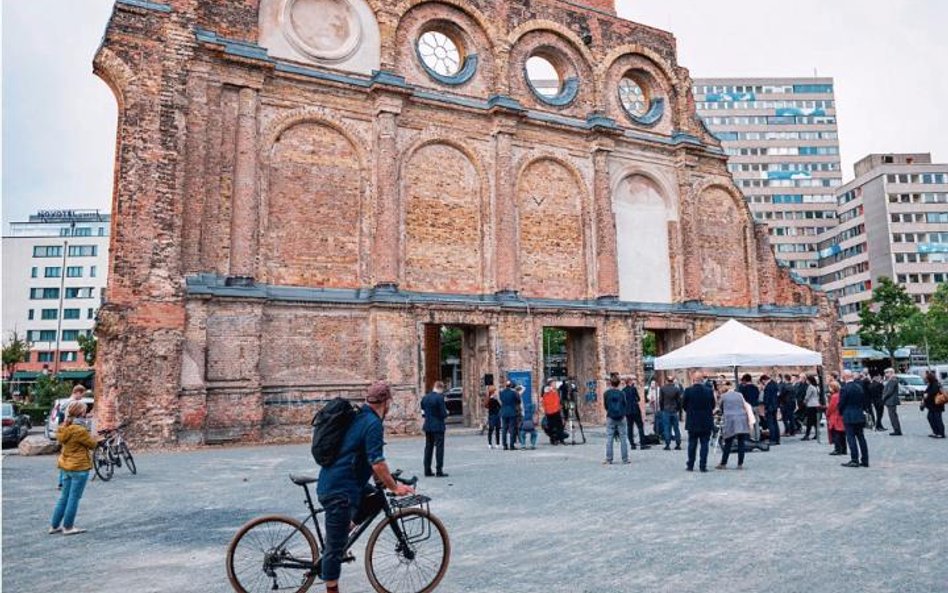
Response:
[391,0,503,49]
[599,46,680,131]
[399,137,487,293]
[93,47,135,111]
[610,167,679,220]
[688,179,751,228]
[259,115,369,288]
[515,155,590,299]
[598,44,679,92]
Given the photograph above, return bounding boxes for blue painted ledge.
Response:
[186,274,819,320]
[117,0,172,12]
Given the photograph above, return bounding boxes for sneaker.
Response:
[488,444,493,450]
[674,445,682,450]
[602,459,613,465]
[663,445,671,451]
[62,527,87,536]
[48,526,62,534]
[621,459,631,464]
[715,464,726,470]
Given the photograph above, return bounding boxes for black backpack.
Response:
[311,398,357,467]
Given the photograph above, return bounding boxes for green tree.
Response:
[858,277,920,367]
[642,331,658,358]
[32,373,72,409]
[2,331,32,385]
[77,333,97,366]
[911,283,948,362]
[439,326,462,361]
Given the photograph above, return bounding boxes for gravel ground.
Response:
[2,410,946,593]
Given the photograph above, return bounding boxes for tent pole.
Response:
[733,366,739,386]
[816,365,825,444]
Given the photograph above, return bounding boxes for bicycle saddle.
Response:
[289,473,318,486]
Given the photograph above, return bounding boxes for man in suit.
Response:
[623,376,649,450]
[659,376,683,450]
[882,367,902,436]
[838,369,869,468]
[683,371,716,472]
[779,374,797,436]
[420,381,449,477]
[868,374,886,431]
[761,374,781,445]
[499,380,521,450]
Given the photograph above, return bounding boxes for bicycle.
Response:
[93,423,137,481]
[226,470,450,593]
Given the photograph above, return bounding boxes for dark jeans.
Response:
[781,404,796,435]
[487,415,501,446]
[873,399,886,429]
[766,409,780,444]
[687,430,711,470]
[804,408,819,438]
[319,494,353,582]
[502,416,518,448]
[662,411,681,446]
[927,410,945,437]
[845,422,868,465]
[720,434,746,466]
[424,431,445,473]
[626,413,646,446]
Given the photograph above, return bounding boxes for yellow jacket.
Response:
[57,424,98,472]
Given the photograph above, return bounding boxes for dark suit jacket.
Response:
[738,383,760,407]
[838,381,867,425]
[882,378,900,406]
[762,381,780,412]
[420,391,448,432]
[622,385,641,417]
[683,383,715,433]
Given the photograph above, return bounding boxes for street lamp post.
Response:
[52,239,68,376]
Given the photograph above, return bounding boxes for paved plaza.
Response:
[3,411,946,593]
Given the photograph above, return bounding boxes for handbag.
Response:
[935,391,948,407]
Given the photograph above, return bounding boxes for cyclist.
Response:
[316,381,413,593]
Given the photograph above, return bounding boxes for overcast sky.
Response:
[3,0,947,227]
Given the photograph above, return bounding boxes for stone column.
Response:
[373,95,403,289]
[592,139,619,300]
[493,119,519,295]
[229,87,258,278]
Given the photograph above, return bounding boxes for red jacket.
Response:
[826,392,844,432]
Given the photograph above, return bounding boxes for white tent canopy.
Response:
[653,319,823,370]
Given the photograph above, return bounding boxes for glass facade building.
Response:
[694,78,842,284]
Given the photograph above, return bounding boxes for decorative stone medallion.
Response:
[281,0,362,62]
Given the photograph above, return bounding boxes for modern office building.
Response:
[1,209,111,377]
[819,154,948,335]
[694,78,843,284]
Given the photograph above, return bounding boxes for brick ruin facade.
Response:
[93,0,840,446]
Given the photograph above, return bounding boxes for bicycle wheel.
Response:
[119,442,137,475]
[365,508,450,593]
[93,443,113,481]
[226,515,319,593]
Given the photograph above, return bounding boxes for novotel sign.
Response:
[33,209,104,222]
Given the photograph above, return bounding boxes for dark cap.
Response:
[366,381,392,404]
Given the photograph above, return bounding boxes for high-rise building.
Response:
[694,78,842,284]
[819,154,948,336]
[2,210,110,378]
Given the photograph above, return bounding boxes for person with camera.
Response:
[541,380,567,445]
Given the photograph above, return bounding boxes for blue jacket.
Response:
[838,381,867,425]
[683,383,715,433]
[420,391,448,433]
[604,388,627,420]
[762,381,780,412]
[317,405,385,503]
[499,388,520,418]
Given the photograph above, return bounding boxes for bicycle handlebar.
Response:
[391,469,419,488]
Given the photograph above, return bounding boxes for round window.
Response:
[526,55,562,98]
[418,30,463,77]
[619,77,650,118]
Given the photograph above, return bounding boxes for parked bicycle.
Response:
[226,470,450,593]
[93,423,137,481]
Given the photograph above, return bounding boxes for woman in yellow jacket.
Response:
[49,401,100,535]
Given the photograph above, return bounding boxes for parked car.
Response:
[2,403,31,447]
[45,396,95,440]
[895,374,927,401]
[445,387,463,419]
